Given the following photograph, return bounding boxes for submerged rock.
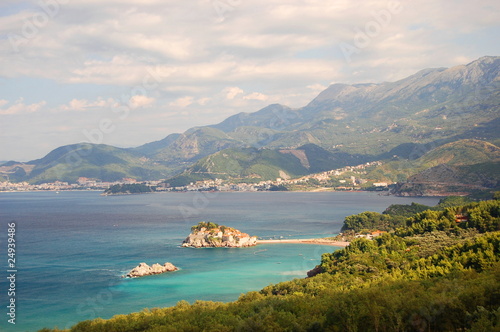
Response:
[182,222,257,248]
[126,262,178,278]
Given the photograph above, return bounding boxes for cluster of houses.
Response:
[2,161,393,193]
[166,161,389,192]
[0,177,165,192]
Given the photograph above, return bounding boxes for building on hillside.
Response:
[455,213,469,223]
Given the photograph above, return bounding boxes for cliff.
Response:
[126,262,178,278]
[182,222,257,248]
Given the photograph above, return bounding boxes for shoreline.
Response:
[257,238,350,247]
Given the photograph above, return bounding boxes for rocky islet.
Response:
[182,222,257,248]
[126,262,178,278]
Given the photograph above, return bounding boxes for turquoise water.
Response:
[0,191,440,331]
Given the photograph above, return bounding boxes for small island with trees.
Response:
[182,222,257,248]
[102,183,156,196]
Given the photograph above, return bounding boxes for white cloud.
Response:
[129,95,155,109]
[55,95,154,113]
[59,99,92,112]
[243,92,269,101]
[58,98,117,112]
[0,0,499,160]
[307,84,328,92]
[197,97,211,106]
[0,99,46,115]
[223,87,244,100]
[169,96,194,108]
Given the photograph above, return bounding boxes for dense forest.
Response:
[42,196,500,332]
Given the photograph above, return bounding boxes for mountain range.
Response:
[1,56,499,194]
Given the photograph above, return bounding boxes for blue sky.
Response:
[0,0,499,161]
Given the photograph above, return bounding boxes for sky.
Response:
[0,0,499,162]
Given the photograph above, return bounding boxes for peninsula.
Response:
[182,222,257,248]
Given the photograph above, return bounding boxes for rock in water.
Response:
[182,222,257,248]
[126,262,178,278]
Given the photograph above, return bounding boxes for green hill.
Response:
[392,161,500,196]
[164,138,500,193]
[167,147,309,186]
[386,140,500,196]
[26,144,173,184]
[150,127,245,164]
[41,199,500,332]
[416,139,500,167]
[103,183,156,195]
[165,143,372,186]
[358,139,500,195]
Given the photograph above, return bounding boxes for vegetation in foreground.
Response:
[41,197,500,332]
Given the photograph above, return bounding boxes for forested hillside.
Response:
[42,197,500,332]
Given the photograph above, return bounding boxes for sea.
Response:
[0,191,440,331]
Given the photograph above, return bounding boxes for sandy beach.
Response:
[257,238,350,247]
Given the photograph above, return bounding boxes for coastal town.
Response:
[0,161,389,193]
[0,177,165,192]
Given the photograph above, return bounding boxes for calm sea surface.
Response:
[0,191,440,331]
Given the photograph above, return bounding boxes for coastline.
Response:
[3,191,442,331]
[257,238,350,247]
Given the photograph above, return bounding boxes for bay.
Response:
[0,191,440,331]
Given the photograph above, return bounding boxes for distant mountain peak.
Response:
[4,56,498,186]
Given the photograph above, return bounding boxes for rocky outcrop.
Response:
[126,262,178,278]
[307,265,323,278]
[182,222,257,248]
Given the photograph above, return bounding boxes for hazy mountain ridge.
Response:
[1,56,499,192]
[130,133,181,156]
[141,56,499,163]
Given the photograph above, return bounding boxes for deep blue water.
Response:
[0,191,440,331]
